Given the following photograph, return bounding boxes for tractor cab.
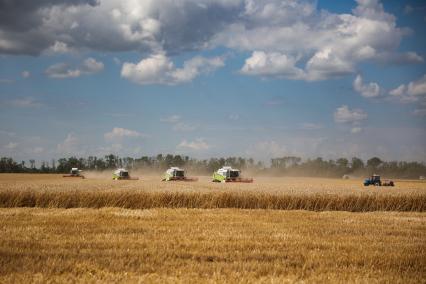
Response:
[63,167,84,178]
[364,174,381,186]
[70,168,79,175]
[113,168,129,180]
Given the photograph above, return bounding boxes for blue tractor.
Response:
[364,174,394,186]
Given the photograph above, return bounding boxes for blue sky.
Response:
[0,0,425,162]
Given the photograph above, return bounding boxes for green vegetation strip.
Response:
[0,190,425,211]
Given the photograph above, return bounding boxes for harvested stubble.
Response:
[0,208,425,283]
[0,190,425,211]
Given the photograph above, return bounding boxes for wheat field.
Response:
[0,174,425,283]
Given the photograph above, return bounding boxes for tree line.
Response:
[0,155,425,179]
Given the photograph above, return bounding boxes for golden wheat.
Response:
[0,174,425,211]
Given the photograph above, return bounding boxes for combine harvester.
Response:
[112,168,139,180]
[162,167,198,182]
[212,166,253,183]
[363,174,394,186]
[63,168,85,179]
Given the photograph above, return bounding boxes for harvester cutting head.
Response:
[113,168,138,180]
[212,166,253,183]
[162,167,198,181]
[63,167,85,179]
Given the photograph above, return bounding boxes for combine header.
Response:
[112,168,139,180]
[212,166,253,183]
[63,168,85,179]
[162,167,198,182]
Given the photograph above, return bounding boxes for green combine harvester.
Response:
[212,166,253,183]
[162,167,198,182]
[112,168,139,180]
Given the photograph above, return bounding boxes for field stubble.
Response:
[0,208,425,283]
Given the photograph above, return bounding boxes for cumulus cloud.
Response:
[353,74,381,98]
[177,138,210,151]
[45,57,104,79]
[240,51,304,79]
[0,0,420,83]
[389,74,426,102]
[121,54,224,85]
[334,105,368,124]
[104,127,144,140]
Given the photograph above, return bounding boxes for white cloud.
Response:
[229,114,239,120]
[4,142,18,149]
[8,97,43,108]
[249,140,288,158]
[240,51,304,79]
[389,84,406,97]
[353,74,380,97]
[177,138,210,151]
[46,41,71,54]
[173,122,197,132]
[160,115,181,123]
[104,127,144,140]
[388,74,426,103]
[351,127,363,134]
[334,105,368,124]
[45,57,104,79]
[21,71,30,78]
[0,0,421,84]
[57,133,80,155]
[121,54,224,85]
[301,123,323,130]
[32,147,44,154]
[413,108,426,116]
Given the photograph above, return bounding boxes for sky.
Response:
[0,0,425,163]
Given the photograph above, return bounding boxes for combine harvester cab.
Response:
[363,174,394,186]
[63,168,85,179]
[112,168,139,180]
[162,167,198,182]
[212,166,253,183]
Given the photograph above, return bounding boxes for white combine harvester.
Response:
[63,168,84,179]
[212,166,253,183]
[112,168,138,180]
[162,167,198,182]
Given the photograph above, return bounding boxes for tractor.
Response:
[212,166,253,183]
[363,174,394,186]
[63,168,85,179]
[112,168,138,180]
[162,167,198,181]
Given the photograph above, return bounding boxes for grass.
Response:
[0,208,425,283]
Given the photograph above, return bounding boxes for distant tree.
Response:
[351,157,364,172]
[367,157,382,169]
